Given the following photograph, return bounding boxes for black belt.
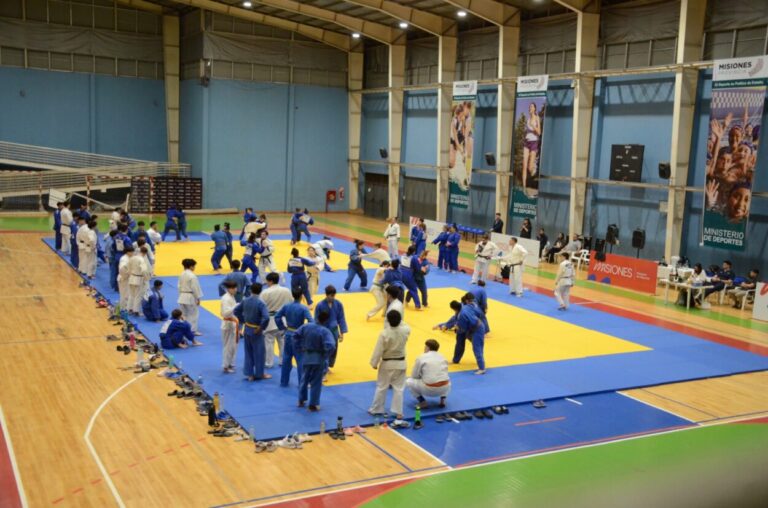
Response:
[383,357,405,361]
[477,255,490,260]
[269,312,277,316]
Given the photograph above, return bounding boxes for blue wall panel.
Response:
[360,93,388,177]
[180,80,205,179]
[186,80,348,211]
[584,75,675,260]
[0,67,166,161]
[291,85,349,210]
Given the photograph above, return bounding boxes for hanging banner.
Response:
[448,80,477,209]
[702,56,768,251]
[511,75,548,219]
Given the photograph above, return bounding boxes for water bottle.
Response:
[336,416,343,432]
[136,347,144,364]
[128,333,136,350]
[168,354,175,369]
[414,407,422,424]
[374,416,380,428]
[320,421,326,435]
[177,360,183,372]
[249,426,255,442]
[213,392,220,413]
[197,375,204,386]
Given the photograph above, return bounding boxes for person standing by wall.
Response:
[491,212,504,234]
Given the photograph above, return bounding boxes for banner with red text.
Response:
[587,252,657,295]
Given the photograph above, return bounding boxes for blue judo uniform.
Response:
[287,256,315,305]
[159,319,194,349]
[290,211,313,243]
[176,209,189,239]
[69,222,79,268]
[224,228,234,268]
[239,239,262,283]
[142,287,169,321]
[239,211,256,240]
[110,232,133,291]
[210,230,227,270]
[400,255,422,309]
[446,231,461,271]
[469,287,490,333]
[314,299,348,369]
[381,269,405,301]
[276,302,314,386]
[162,208,180,241]
[218,270,250,302]
[413,228,427,255]
[432,231,448,270]
[295,322,336,407]
[233,295,271,379]
[53,208,62,250]
[452,303,487,370]
[343,247,368,290]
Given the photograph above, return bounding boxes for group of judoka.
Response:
[53,201,170,321]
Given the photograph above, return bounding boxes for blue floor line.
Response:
[358,432,413,472]
[42,235,768,441]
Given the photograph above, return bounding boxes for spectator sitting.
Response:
[677,263,709,307]
[727,268,759,309]
[561,234,582,255]
[698,260,735,309]
[545,232,566,263]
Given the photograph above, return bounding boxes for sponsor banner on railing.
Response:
[490,232,540,269]
[448,80,477,209]
[702,56,768,251]
[511,75,548,220]
[753,282,768,322]
[587,252,657,295]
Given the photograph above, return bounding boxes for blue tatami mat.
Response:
[43,235,768,440]
[396,392,693,467]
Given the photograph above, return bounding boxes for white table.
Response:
[661,279,706,309]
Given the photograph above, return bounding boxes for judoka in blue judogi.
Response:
[233,284,272,380]
[239,233,262,283]
[142,279,169,321]
[343,240,368,291]
[295,312,336,410]
[210,224,227,270]
[287,248,315,306]
[314,285,348,370]
[276,289,314,387]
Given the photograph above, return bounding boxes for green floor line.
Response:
[362,423,768,508]
[5,214,765,332]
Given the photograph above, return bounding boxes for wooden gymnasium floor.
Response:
[0,212,766,507]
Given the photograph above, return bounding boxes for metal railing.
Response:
[0,141,191,202]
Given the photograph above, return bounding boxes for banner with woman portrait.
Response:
[702,56,767,251]
[448,80,477,209]
[511,75,548,219]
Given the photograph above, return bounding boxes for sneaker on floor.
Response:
[391,419,411,429]
[700,301,712,309]
[276,435,302,449]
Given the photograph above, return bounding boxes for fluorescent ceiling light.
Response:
[457,10,467,18]
[398,21,408,29]
[243,1,252,8]
[352,32,361,39]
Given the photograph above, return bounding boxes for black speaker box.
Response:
[658,162,671,179]
[632,229,646,249]
[606,224,619,245]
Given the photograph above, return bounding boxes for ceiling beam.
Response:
[162,0,354,51]
[441,0,518,26]
[554,0,599,14]
[252,0,402,44]
[343,0,457,36]
[115,0,164,15]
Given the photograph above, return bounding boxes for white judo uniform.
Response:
[368,322,411,416]
[220,292,238,370]
[406,350,452,400]
[366,266,388,320]
[383,222,400,259]
[258,237,278,276]
[554,258,575,309]
[117,253,132,311]
[503,243,529,296]
[76,225,97,277]
[60,207,73,254]
[260,284,293,368]
[128,254,149,314]
[471,240,499,284]
[177,269,203,332]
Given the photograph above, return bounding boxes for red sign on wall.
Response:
[587,252,657,295]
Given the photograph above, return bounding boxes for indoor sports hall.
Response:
[1,1,767,507]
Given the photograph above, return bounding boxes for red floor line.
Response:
[0,418,23,508]
[456,423,693,468]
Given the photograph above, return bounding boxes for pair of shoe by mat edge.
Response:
[435,406,509,423]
